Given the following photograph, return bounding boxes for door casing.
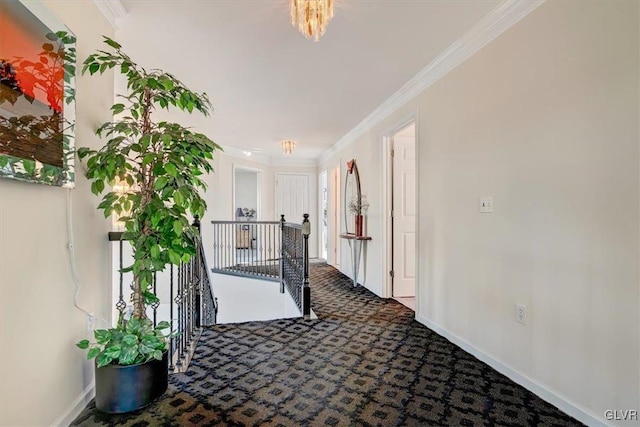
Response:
[381,112,420,309]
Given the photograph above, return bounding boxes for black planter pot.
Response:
[95,351,168,413]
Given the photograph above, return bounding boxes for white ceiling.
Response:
[116,0,500,161]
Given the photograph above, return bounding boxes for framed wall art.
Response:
[0,0,76,187]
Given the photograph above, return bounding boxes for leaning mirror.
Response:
[0,0,76,187]
[343,159,362,235]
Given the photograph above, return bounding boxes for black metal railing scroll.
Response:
[210,220,281,281]
[280,214,311,319]
[108,216,218,374]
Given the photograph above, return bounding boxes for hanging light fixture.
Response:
[281,140,296,155]
[290,0,334,42]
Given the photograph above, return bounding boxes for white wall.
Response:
[320,1,639,425]
[213,274,301,324]
[0,2,114,425]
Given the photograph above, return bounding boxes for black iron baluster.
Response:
[265,222,275,276]
[302,214,311,319]
[194,217,202,329]
[175,263,183,371]
[152,272,158,327]
[116,239,126,320]
[169,264,175,371]
[280,215,285,294]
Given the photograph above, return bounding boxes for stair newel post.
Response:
[280,214,286,294]
[302,214,311,319]
[193,215,201,328]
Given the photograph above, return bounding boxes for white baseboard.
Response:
[415,314,608,427]
[51,381,95,427]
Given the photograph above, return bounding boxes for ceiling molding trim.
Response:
[318,0,545,165]
[269,158,318,168]
[92,0,127,29]
[221,145,271,165]
[221,145,318,168]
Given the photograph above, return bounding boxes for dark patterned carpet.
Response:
[72,263,582,426]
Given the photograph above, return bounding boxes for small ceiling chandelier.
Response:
[290,0,334,42]
[281,140,296,155]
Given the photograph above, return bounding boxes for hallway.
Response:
[72,263,581,426]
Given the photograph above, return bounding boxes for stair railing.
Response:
[210,214,311,319]
[108,216,217,373]
[280,214,311,319]
[210,220,282,280]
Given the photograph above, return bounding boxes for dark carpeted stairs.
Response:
[72,262,583,426]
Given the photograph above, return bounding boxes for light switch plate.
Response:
[480,197,493,213]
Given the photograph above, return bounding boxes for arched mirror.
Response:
[343,159,362,235]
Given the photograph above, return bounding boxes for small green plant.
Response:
[75,37,220,367]
[77,318,170,368]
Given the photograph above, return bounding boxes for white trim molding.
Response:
[50,381,95,427]
[415,315,609,427]
[318,0,545,165]
[222,145,271,165]
[92,0,127,29]
[270,157,318,168]
[221,145,318,168]
[380,112,419,300]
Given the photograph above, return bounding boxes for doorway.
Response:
[233,166,261,263]
[319,170,328,260]
[386,121,416,310]
[329,165,340,267]
[234,166,261,220]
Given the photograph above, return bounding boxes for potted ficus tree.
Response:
[75,37,220,413]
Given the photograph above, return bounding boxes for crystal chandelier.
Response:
[290,0,334,42]
[281,140,296,155]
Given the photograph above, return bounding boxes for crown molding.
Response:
[269,157,318,168]
[92,0,127,29]
[318,0,545,165]
[221,145,271,165]
[221,145,318,168]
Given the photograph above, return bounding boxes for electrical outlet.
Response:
[516,304,527,324]
[87,315,95,332]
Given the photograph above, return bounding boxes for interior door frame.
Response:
[232,164,263,220]
[331,164,341,267]
[318,169,328,261]
[381,111,420,307]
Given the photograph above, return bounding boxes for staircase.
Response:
[211,214,312,319]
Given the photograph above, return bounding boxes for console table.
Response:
[340,234,372,287]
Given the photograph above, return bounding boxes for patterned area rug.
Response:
[72,263,582,426]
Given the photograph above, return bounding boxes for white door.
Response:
[392,135,416,297]
[329,166,340,267]
[275,174,309,223]
[319,171,328,260]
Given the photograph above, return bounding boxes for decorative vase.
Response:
[355,214,364,237]
[95,351,168,413]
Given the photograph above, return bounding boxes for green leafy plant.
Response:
[77,318,171,368]
[75,37,220,367]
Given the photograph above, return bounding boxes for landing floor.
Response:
[72,263,581,426]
